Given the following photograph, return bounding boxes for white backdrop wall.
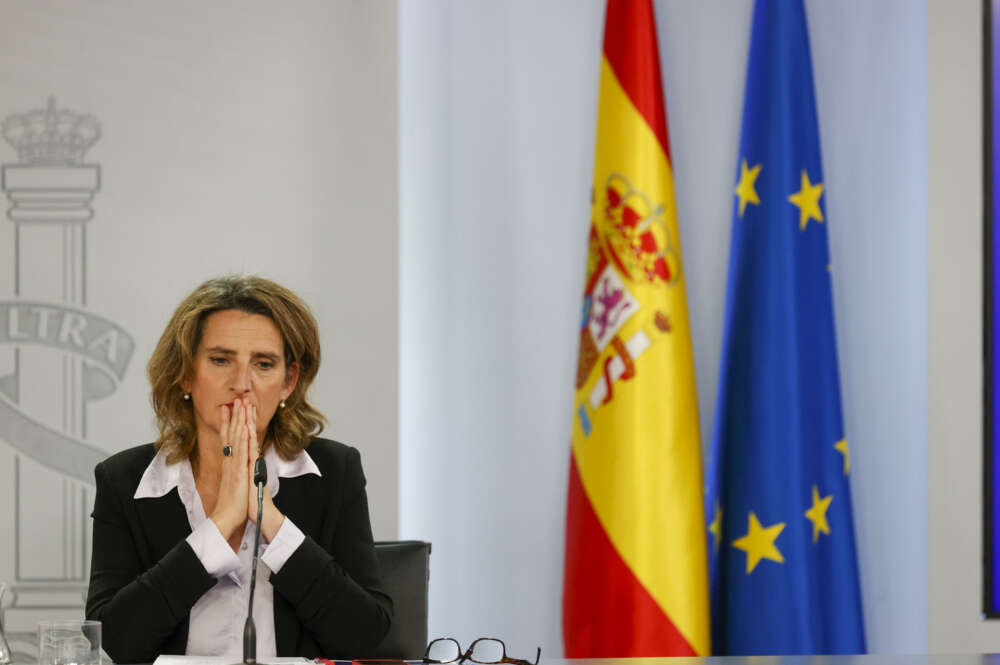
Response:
[399,0,927,655]
[0,0,397,642]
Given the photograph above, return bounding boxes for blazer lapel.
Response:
[271,474,322,656]
[273,475,322,537]
[135,489,192,566]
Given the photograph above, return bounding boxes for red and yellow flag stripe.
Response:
[563,0,709,657]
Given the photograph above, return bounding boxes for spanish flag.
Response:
[563,0,709,657]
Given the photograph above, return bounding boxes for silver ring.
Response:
[222,445,232,457]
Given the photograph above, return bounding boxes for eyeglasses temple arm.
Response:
[498,649,541,665]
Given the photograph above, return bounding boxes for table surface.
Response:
[25,656,1000,665]
[540,658,1000,665]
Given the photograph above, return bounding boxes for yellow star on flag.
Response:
[804,485,833,543]
[708,500,723,553]
[732,512,785,574]
[735,159,762,218]
[787,169,824,230]
[834,438,850,475]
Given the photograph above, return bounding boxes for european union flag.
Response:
[704,0,866,655]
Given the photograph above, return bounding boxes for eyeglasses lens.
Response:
[469,639,504,664]
[426,639,461,663]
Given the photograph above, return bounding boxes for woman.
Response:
[86,275,392,663]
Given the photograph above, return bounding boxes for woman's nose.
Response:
[231,363,252,393]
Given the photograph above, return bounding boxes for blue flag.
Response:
[704,0,866,655]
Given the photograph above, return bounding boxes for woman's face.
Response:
[182,308,298,445]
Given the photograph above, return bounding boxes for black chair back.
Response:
[370,540,431,659]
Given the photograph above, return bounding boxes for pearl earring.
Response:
[280,400,286,409]
[183,393,191,401]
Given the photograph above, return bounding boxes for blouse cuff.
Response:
[186,519,241,578]
[260,517,305,574]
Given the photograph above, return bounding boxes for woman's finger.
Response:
[220,404,231,444]
[248,405,259,456]
[227,397,242,451]
[235,401,250,468]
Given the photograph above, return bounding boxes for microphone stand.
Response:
[242,457,268,665]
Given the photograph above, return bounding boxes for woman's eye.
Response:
[257,361,274,370]
[210,356,228,366]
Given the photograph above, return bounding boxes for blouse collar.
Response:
[134,443,321,500]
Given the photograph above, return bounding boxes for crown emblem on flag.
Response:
[2,97,101,165]
[599,173,679,285]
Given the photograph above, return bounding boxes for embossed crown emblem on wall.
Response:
[0,95,132,646]
[1,97,100,165]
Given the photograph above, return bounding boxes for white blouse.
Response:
[133,446,321,658]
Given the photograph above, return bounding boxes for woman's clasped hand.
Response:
[206,398,284,547]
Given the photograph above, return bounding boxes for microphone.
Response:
[254,456,267,486]
[242,456,268,665]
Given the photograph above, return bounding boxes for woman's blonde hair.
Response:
[148,275,326,463]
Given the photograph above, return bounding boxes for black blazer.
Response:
[85,437,392,663]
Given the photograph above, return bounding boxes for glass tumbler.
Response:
[37,621,101,665]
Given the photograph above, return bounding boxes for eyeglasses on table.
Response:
[423,637,540,665]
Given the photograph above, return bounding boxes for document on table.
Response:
[153,657,312,665]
